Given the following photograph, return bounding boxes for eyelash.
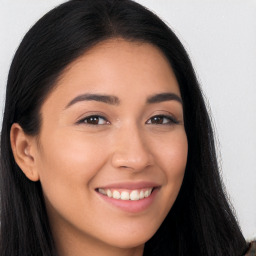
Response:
[77,114,179,126]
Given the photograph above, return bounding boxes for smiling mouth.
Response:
[96,188,154,201]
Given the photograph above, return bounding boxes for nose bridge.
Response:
[111,122,151,171]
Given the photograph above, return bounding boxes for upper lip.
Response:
[96,181,160,190]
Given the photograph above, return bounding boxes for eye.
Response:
[77,115,109,125]
[146,115,179,125]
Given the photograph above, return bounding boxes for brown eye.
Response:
[79,115,109,125]
[151,116,164,124]
[146,115,178,125]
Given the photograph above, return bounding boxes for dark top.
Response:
[245,241,256,256]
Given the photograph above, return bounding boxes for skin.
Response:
[11,39,188,256]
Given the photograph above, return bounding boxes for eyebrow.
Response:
[65,93,120,108]
[147,93,182,104]
[65,92,182,109]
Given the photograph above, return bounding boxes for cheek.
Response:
[39,130,105,171]
[36,130,108,203]
[153,129,188,174]
[151,129,188,200]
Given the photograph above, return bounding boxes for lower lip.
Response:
[96,188,159,213]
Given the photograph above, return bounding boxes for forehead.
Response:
[43,38,181,107]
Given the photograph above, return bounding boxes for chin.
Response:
[102,228,156,249]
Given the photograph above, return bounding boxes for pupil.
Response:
[152,116,163,124]
[89,117,99,124]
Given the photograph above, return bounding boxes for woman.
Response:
[0,0,253,255]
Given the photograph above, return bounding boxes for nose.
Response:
[111,125,152,172]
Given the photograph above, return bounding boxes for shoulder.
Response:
[244,241,256,256]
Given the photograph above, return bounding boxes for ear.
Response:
[10,123,40,182]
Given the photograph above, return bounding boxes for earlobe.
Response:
[10,123,40,182]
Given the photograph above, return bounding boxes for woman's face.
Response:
[33,39,188,254]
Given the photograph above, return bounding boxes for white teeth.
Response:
[130,190,140,201]
[98,188,107,195]
[112,190,121,199]
[144,188,152,198]
[120,191,130,200]
[139,190,145,199]
[106,189,112,198]
[98,188,154,200]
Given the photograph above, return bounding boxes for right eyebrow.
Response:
[65,93,120,109]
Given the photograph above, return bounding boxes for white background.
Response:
[0,0,255,240]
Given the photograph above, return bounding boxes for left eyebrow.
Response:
[146,93,182,104]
